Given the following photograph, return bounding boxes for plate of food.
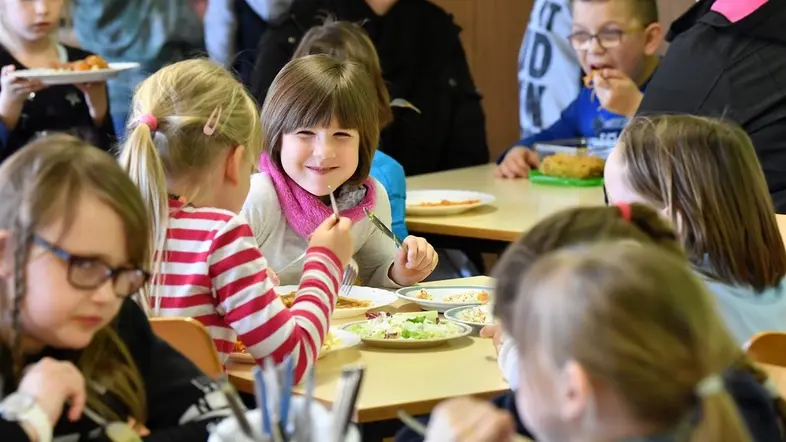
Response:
[229,328,361,364]
[396,285,492,312]
[444,304,494,331]
[342,310,472,349]
[529,152,605,187]
[405,190,495,216]
[10,56,140,85]
[275,285,397,319]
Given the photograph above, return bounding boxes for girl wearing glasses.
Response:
[495,0,663,179]
[0,135,231,442]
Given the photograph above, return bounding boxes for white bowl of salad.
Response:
[342,311,472,349]
[395,285,493,312]
[444,305,494,332]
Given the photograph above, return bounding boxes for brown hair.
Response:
[117,58,261,305]
[570,0,659,25]
[616,115,786,291]
[293,18,393,128]
[508,242,773,442]
[261,54,380,185]
[492,203,681,324]
[0,135,148,423]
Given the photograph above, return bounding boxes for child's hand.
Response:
[480,324,504,354]
[495,146,539,179]
[0,65,45,129]
[266,268,280,286]
[389,236,437,286]
[592,68,643,117]
[309,215,354,267]
[75,82,109,126]
[425,397,516,442]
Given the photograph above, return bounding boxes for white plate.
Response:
[396,285,493,313]
[228,328,361,364]
[341,318,472,349]
[405,190,496,216]
[209,395,361,442]
[444,305,494,331]
[275,285,397,319]
[10,62,141,85]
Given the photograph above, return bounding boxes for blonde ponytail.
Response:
[692,389,752,442]
[117,123,168,315]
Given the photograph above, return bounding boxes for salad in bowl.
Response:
[343,311,471,349]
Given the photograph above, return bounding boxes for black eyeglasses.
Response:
[568,26,643,51]
[33,236,150,298]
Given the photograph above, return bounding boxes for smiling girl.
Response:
[243,55,437,288]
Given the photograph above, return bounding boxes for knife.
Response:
[363,207,403,248]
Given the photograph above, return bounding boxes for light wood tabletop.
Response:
[405,164,605,242]
[226,276,508,424]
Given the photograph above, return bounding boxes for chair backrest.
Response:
[745,332,786,367]
[150,317,223,378]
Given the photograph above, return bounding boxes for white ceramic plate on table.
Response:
[228,328,361,364]
[444,305,494,332]
[396,285,493,313]
[405,190,496,216]
[10,62,140,85]
[274,285,397,319]
[342,311,472,349]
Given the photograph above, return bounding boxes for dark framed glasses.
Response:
[33,236,150,298]
[568,26,642,51]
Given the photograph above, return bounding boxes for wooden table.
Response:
[406,165,786,245]
[227,276,507,426]
[405,163,605,242]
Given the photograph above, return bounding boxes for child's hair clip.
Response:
[203,106,223,136]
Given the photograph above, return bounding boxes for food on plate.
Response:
[53,55,110,72]
[279,291,371,309]
[410,199,481,208]
[234,331,340,355]
[346,311,464,340]
[415,288,489,303]
[457,306,492,324]
[540,153,605,180]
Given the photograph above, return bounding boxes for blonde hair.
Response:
[617,115,786,291]
[511,242,753,441]
[293,18,393,128]
[261,54,380,185]
[118,59,261,308]
[0,134,148,424]
[492,203,681,324]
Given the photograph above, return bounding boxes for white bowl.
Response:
[396,285,493,313]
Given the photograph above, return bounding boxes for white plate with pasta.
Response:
[444,305,495,331]
[274,285,397,319]
[405,190,496,216]
[395,285,493,312]
[229,328,361,363]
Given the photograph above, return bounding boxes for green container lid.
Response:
[529,170,604,187]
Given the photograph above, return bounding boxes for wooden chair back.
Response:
[150,317,223,378]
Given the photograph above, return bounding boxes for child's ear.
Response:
[643,22,664,56]
[559,360,591,422]
[223,145,248,186]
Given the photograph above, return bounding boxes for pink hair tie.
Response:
[138,114,158,132]
[616,202,632,222]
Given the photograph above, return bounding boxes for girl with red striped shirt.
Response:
[117,59,354,383]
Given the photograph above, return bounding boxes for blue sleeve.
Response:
[496,94,584,164]
[370,159,409,239]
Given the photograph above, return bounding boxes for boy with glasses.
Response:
[496,0,663,179]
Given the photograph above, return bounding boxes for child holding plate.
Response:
[0,0,114,164]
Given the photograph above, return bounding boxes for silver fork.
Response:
[327,185,357,296]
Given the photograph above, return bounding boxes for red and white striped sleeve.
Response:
[208,215,342,383]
